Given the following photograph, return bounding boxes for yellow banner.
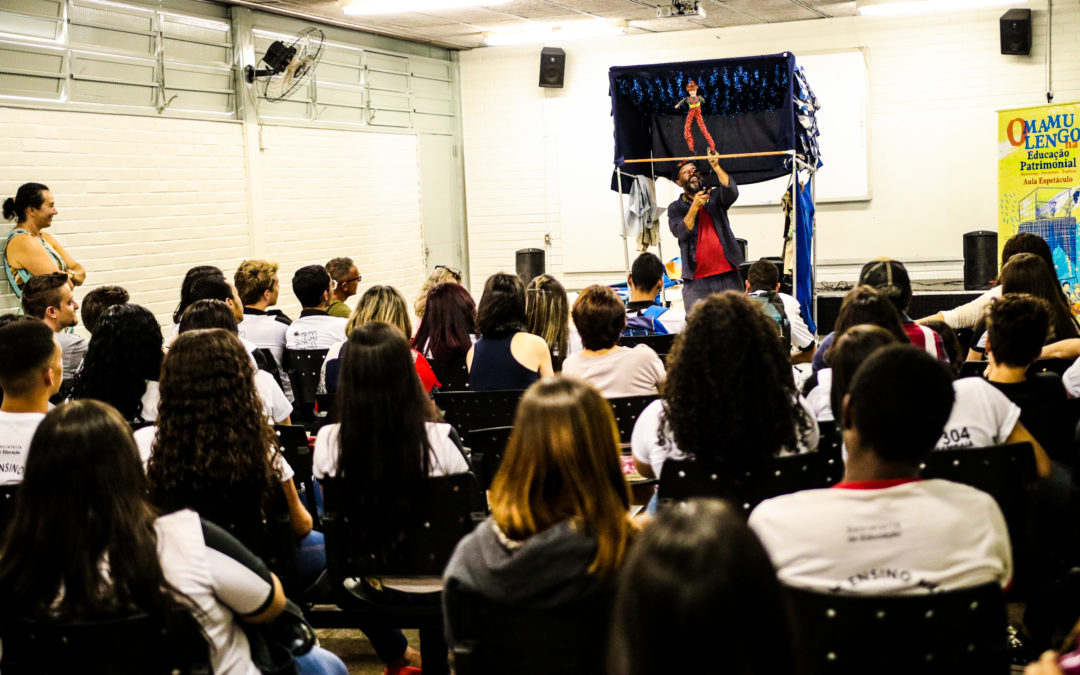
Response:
[998,102,1080,301]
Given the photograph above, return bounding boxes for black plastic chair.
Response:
[1030,357,1076,376]
[314,393,337,426]
[432,356,470,392]
[445,578,614,675]
[308,473,487,628]
[788,582,1008,675]
[434,390,525,436]
[0,609,212,675]
[282,348,329,428]
[617,333,676,358]
[607,395,658,446]
[657,453,826,513]
[464,426,512,489]
[959,360,988,378]
[253,347,284,387]
[816,420,844,486]
[275,424,320,530]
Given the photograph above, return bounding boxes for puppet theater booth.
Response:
[609,52,821,333]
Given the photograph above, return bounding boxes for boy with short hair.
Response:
[0,317,63,485]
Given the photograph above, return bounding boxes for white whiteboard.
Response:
[737,49,870,206]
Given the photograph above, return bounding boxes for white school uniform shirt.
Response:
[237,313,288,366]
[749,479,1012,594]
[141,375,286,424]
[133,426,294,483]
[936,377,1021,449]
[1062,357,1080,398]
[140,381,160,422]
[313,421,469,480]
[284,314,347,350]
[748,290,814,351]
[630,396,819,479]
[0,411,46,486]
[805,368,834,422]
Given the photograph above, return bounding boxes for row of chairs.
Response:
[958,356,1076,379]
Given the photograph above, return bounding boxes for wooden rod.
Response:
[623,150,793,164]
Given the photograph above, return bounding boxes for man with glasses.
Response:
[325,257,361,319]
[667,147,744,311]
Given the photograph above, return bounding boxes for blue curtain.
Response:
[794,176,817,334]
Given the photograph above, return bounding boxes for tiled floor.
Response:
[316,628,421,675]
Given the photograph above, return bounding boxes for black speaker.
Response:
[539,47,565,88]
[963,230,998,291]
[1000,8,1031,56]
[516,248,545,287]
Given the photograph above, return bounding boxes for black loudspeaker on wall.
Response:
[1000,8,1032,56]
[539,47,565,88]
[516,248,545,288]
[963,231,998,291]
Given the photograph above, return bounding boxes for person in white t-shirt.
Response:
[749,344,1012,594]
[235,259,290,373]
[69,303,163,424]
[313,322,469,674]
[744,258,815,363]
[285,265,347,351]
[630,292,818,482]
[0,316,61,486]
[562,284,664,397]
[0,399,347,675]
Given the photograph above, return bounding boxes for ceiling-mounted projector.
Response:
[656,0,706,18]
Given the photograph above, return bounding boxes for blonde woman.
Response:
[445,377,634,644]
[526,274,571,372]
[414,265,462,318]
[321,285,439,394]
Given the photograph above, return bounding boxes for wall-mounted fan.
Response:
[244,28,325,102]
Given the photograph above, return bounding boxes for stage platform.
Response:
[814,280,984,336]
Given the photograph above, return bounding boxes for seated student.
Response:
[179,300,292,425]
[562,285,665,397]
[285,265,347,350]
[235,259,290,366]
[924,318,964,378]
[984,294,1072,467]
[467,273,554,392]
[70,304,163,424]
[744,258,815,363]
[750,345,1012,593]
[810,285,909,377]
[608,499,800,675]
[322,285,439,394]
[525,274,571,371]
[806,324,899,423]
[414,264,462,319]
[314,322,469,675]
[20,272,85,383]
[631,292,818,482]
[79,284,128,335]
[171,265,225,333]
[624,252,685,335]
[815,260,947,373]
[324,257,360,319]
[0,400,346,675]
[412,282,476,389]
[0,317,61,486]
[445,378,634,647]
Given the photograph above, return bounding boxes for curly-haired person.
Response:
[630,291,818,485]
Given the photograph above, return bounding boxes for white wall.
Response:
[0,107,426,325]
[459,2,1080,288]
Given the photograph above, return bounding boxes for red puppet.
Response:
[675,80,716,153]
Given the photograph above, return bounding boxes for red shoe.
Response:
[384,666,421,675]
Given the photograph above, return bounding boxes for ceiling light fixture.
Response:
[482,20,629,46]
[858,0,1027,17]
[340,0,512,16]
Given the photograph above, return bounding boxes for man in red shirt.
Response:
[667,148,745,311]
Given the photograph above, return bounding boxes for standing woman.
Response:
[3,183,85,298]
[525,274,571,372]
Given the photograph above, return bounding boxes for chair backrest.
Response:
[433,356,470,392]
[816,420,844,486]
[607,395,658,446]
[464,426,513,490]
[445,578,614,675]
[0,484,18,540]
[1030,357,1076,376]
[315,393,337,425]
[282,349,329,421]
[617,333,676,356]
[0,609,212,675]
[658,453,826,512]
[434,390,525,436]
[788,582,1008,675]
[321,473,487,581]
[253,347,283,386]
[275,424,319,530]
[958,360,988,378]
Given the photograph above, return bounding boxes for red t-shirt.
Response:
[693,208,733,279]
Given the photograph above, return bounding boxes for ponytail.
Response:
[3,183,49,223]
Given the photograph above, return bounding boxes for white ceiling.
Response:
[231,0,857,49]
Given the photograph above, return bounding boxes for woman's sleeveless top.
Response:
[3,228,65,299]
[468,331,540,392]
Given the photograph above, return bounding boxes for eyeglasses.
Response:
[435,265,462,280]
[341,275,362,284]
